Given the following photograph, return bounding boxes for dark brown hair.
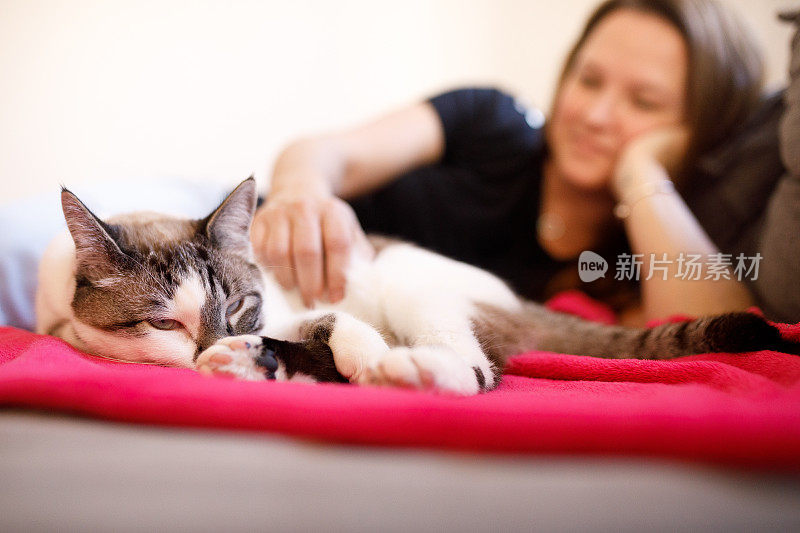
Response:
[553,0,765,171]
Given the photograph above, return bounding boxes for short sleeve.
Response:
[428,87,545,179]
[349,87,546,274]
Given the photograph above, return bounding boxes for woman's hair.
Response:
[553,0,765,171]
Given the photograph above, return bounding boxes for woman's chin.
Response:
[559,165,610,192]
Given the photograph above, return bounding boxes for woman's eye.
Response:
[226,298,244,317]
[148,318,182,331]
[578,74,601,89]
[633,98,659,111]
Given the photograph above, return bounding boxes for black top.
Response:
[348,88,570,301]
[348,87,788,312]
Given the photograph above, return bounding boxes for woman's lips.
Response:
[569,133,614,158]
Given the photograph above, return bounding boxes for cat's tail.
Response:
[615,311,800,359]
[472,303,800,363]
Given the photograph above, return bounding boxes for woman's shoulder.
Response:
[427,86,547,166]
[428,86,546,134]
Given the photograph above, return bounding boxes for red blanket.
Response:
[2,292,799,470]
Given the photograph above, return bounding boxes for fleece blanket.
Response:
[1,291,799,470]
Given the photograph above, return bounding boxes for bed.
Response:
[2,180,800,531]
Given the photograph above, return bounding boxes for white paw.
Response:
[195,335,270,381]
[360,346,482,396]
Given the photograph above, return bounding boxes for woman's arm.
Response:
[269,102,444,201]
[252,102,444,306]
[613,130,755,322]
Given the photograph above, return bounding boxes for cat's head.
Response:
[61,178,264,367]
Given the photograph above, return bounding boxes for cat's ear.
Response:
[201,177,257,255]
[61,188,128,279]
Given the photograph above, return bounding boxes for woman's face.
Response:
[548,9,688,190]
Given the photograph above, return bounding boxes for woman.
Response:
[251,0,799,325]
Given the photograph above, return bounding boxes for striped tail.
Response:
[472,303,800,364]
[593,312,800,360]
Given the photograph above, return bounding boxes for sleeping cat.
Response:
[35,178,799,395]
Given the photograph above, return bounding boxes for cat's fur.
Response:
[35,178,799,395]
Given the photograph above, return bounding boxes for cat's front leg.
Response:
[364,312,499,395]
[285,313,491,393]
[363,345,487,395]
[195,312,390,383]
[297,312,391,382]
[196,335,270,381]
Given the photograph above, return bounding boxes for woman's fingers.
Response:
[264,214,295,290]
[322,204,355,303]
[291,206,324,307]
[251,206,294,289]
[612,125,690,198]
[251,194,368,307]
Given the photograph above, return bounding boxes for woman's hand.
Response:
[609,124,756,321]
[612,126,690,199]
[251,189,373,307]
[250,101,443,307]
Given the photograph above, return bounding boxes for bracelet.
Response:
[613,180,675,220]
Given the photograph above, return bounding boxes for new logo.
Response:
[578,251,608,282]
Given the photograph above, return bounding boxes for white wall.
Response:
[0,0,794,202]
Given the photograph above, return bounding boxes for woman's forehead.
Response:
[576,9,688,91]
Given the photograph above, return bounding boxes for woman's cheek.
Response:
[553,86,584,126]
[619,108,684,146]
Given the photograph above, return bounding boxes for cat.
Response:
[35,178,799,395]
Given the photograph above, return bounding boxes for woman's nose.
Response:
[584,90,618,128]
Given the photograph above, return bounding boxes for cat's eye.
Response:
[226,298,244,317]
[148,318,182,331]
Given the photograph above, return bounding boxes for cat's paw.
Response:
[195,335,272,381]
[360,346,482,396]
